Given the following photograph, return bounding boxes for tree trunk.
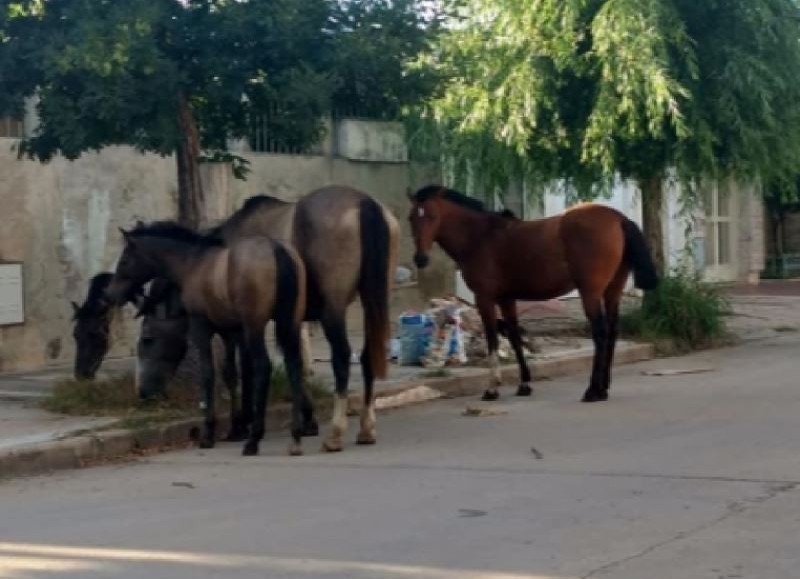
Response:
[176,93,205,229]
[639,176,666,277]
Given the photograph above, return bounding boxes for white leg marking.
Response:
[331,395,348,437]
[489,352,502,386]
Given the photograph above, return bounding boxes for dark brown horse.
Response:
[409,185,658,403]
[71,272,148,380]
[106,222,315,456]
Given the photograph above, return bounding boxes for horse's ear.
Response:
[119,228,137,248]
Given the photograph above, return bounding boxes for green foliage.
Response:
[621,271,730,350]
[412,0,800,199]
[43,365,328,419]
[0,0,437,164]
[42,373,197,418]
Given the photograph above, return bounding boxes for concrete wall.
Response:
[0,127,446,373]
[0,143,178,372]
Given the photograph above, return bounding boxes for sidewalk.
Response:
[0,329,653,478]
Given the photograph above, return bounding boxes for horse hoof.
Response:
[516,383,533,397]
[581,391,608,403]
[302,421,320,437]
[322,438,344,453]
[356,431,377,445]
[198,438,215,449]
[287,443,304,456]
[242,441,259,456]
[224,429,247,442]
[481,389,500,401]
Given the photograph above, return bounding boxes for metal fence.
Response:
[247,103,393,154]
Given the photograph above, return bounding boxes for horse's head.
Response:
[135,279,189,400]
[106,227,159,305]
[71,272,118,380]
[71,300,112,380]
[408,186,448,269]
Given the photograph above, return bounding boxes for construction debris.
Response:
[396,297,537,368]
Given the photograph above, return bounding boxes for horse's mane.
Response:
[129,221,223,247]
[207,194,290,238]
[85,272,113,305]
[413,185,518,219]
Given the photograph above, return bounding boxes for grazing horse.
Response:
[71,273,116,380]
[129,187,399,452]
[71,272,147,380]
[106,221,315,456]
[408,185,658,403]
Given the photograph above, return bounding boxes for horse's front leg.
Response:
[499,299,533,397]
[476,297,502,401]
[189,318,217,448]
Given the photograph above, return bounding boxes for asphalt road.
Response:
[1,333,800,579]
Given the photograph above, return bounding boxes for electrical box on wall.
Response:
[0,262,24,326]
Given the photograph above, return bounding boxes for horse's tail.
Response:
[622,218,659,290]
[358,197,393,379]
[272,241,306,357]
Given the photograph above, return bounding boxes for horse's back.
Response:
[559,204,628,287]
[293,186,398,314]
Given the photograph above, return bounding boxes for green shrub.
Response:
[621,270,730,350]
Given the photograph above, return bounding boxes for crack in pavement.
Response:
[143,457,800,486]
[580,482,800,579]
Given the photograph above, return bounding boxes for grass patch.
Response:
[419,368,452,379]
[42,366,330,421]
[773,325,798,333]
[621,271,730,352]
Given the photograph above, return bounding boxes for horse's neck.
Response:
[436,209,497,265]
[140,239,206,287]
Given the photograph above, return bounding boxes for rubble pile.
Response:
[396,297,537,368]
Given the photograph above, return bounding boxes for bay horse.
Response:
[106,221,315,456]
[408,185,658,403]
[129,187,399,452]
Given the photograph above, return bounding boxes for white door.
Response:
[703,182,737,282]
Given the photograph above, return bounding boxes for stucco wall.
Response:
[0,143,177,372]
[0,139,445,373]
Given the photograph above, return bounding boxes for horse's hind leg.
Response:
[222,333,247,442]
[476,297,502,401]
[275,316,314,456]
[601,265,629,396]
[189,318,217,448]
[499,299,533,397]
[579,291,609,403]
[320,310,351,452]
[357,348,377,445]
[243,327,271,456]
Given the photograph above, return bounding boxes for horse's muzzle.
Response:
[413,252,430,269]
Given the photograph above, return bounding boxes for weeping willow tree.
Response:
[413,0,800,273]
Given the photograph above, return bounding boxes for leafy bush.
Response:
[621,271,730,350]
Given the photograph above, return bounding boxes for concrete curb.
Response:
[0,342,653,480]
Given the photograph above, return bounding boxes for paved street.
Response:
[1,328,800,579]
